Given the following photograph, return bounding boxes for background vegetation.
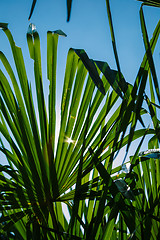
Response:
[0,0,160,239]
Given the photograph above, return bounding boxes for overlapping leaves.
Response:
[1,0,160,239]
[0,24,147,239]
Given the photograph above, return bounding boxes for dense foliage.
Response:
[0,0,160,239]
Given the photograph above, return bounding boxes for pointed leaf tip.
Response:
[28,0,37,20]
[67,0,73,22]
[73,48,106,95]
[27,23,37,34]
[53,30,67,37]
[0,23,8,29]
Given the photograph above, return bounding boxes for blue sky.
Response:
[0,0,160,83]
[0,0,160,166]
[0,1,160,89]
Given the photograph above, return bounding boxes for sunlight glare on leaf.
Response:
[27,23,37,34]
[122,162,131,173]
[115,179,135,200]
[139,148,160,158]
[64,136,76,144]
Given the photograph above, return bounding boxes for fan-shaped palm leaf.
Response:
[0,18,153,238]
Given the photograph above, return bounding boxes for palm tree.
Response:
[1,1,160,239]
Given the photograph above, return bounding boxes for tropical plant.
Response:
[28,0,160,21]
[1,1,160,240]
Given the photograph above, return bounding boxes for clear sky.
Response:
[0,0,160,166]
[0,0,160,85]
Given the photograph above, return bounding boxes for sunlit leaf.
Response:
[27,23,37,34]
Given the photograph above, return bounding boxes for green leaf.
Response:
[67,0,73,21]
[140,7,160,104]
[114,179,135,200]
[27,23,37,35]
[105,0,124,98]
[28,0,37,20]
[137,0,160,7]
[73,49,105,95]
[0,23,8,29]
[95,60,129,98]
[139,148,160,159]
[53,30,67,37]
